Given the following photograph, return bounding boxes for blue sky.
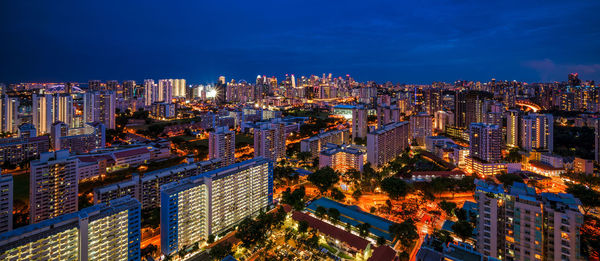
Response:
[1,0,599,84]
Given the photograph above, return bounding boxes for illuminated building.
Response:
[209,126,235,167]
[352,105,368,140]
[433,110,454,132]
[122,80,136,100]
[29,150,78,224]
[254,120,286,162]
[300,129,350,159]
[573,157,593,174]
[160,158,273,256]
[0,174,12,233]
[469,123,502,163]
[158,79,173,102]
[475,180,583,261]
[367,121,410,168]
[410,112,432,145]
[50,121,105,153]
[83,91,116,129]
[93,159,222,209]
[1,96,20,133]
[506,110,520,148]
[376,104,401,127]
[32,93,74,135]
[151,102,176,119]
[172,79,186,98]
[0,125,50,165]
[144,79,156,106]
[520,113,553,153]
[319,143,366,172]
[0,196,141,261]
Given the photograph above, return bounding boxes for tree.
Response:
[207,234,215,244]
[352,189,362,201]
[438,201,456,217]
[377,236,387,246]
[328,208,341,223]
[381,177,409,200]
[236,217,267,248]
[330,188,345,201]
[566,183,600,215]
[496,173,524,187]
[298,220,309,233]
[308,167,339,193]
[281,186,306,210]
[315,206,327,218]
[209,242,233,260]
[346,168,362,183]
[389,219,418,249]
[357,223,371,237]
[452,220,473,242]
[297,151,313,162]
[504,148,521,163]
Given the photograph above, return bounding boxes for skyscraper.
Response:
[158,79,173,103]
[173,79,186,98]
[352,105,368,140]
[469,123,502,163]
[520,113,554,153]
[209,126,235,167]
[1,96,20,133]
[144,79,156,106]
[29,150,78,224]
[0,174,12,233]
[506,110,520,148]
[83,91,116,129]
[254,121,286,162]
[160,158,273,256]
[122,80,136,100]
[32,94,74,135]
[0,196,141,261]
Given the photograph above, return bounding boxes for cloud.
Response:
[522,59,600,81]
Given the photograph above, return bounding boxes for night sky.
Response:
[1,0,599,84]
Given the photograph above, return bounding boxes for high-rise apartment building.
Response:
[29,150,78,224]
[300,129,350,159]
[160,158,273,256]
[469,123,502,163]
[367,121,410,168]
[32,93,74,134]
[520,113,553,153]
[83,91,116,129]
[144,79,156,106]
[209,126,235,167]
[0,174,12,233]
[352,105,368,140]
[254,121,286,162]
[475,180,583,261]
[122,80,136,100]
[172,79,186,98]
[0,196,141,261]
[50,121,106,153]
[376,105,401,127]
[158,79,173,103]
[506,110,520,148]
[410,112,432,145]
[596,119,600,163]
[1,96,20,133]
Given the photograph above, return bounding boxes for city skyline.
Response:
[1,1,600,83]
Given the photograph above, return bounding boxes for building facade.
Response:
[30,150,78,224]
